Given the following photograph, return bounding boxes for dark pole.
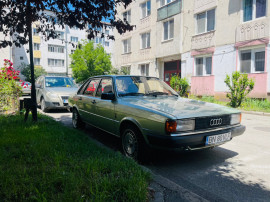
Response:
[26,0,38,121]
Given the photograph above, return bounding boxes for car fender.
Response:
[119,117,149,144]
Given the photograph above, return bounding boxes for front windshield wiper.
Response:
[119,92,145,97]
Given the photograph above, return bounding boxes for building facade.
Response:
[12,10,114,77]
[0,32,12,65]
[114,0,270,99]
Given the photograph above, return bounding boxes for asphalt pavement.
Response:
[39,109,270,202]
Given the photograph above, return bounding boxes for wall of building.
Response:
[0,32,12,65]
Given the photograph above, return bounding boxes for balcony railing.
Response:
[157,0,182,21]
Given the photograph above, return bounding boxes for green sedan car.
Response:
[69,75,245,162]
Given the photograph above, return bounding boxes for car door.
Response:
[79,78,101,125]
[93,77,117,134]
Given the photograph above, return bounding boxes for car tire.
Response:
[41,98,49,112]
[72,108,85,129]
[121,124,151,163]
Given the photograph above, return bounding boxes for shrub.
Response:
[19,63,47,82]
[170,75,189,97]
[0,59,22,111]
[224,71,255,108]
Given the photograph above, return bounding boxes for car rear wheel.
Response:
[72,108,85,129]
[121,124,150,163]
[41,98,49,112]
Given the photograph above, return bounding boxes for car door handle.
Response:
[91,100,96,104]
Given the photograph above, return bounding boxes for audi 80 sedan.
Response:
[69,75,245,162]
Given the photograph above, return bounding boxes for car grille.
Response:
[195,115,231,130]
[52,102,60,106]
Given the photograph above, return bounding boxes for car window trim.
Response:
[77,78,91,95]
[82,78,101,97]
[95,77,114,98]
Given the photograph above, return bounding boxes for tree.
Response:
[0,0,134,121]
[19,63,47,82]
[224,71,255,108]
[70,40,112,83]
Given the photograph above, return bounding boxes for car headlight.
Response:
[231,113,241,125]
[176,119,195,132]
[166,119,195,133]
[47,92,59,99]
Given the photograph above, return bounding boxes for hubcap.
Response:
[123,130,138,157]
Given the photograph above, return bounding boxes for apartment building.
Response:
[12,10,114,77]
[114,0,270,99]
[0,32,12,65]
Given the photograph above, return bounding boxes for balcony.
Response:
[157,0,182,21]
[191,31,215,50]
[236,18,269,43]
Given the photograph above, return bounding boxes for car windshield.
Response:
[115,76,178,97]
[45,77,77,88]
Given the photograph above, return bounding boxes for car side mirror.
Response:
[36,84,41,88]
[101,93,115,100]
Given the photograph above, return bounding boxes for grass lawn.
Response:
[0,114,150,201]
[189,95,270,113]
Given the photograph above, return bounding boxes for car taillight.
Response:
[165,120,177,133]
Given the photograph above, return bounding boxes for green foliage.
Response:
[19,63,47,82]
[224,71,255,108]
[120,66,130,75]
[70,40,112,83]
[0,114,150,201]
[170,75,189,97]
[0,59,22,112]
[110,67,120,75]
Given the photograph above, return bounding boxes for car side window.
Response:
[83,79,100,96]
[95,78,113,97]
[77,79,90,95]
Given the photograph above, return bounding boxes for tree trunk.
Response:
[26,0,38,121]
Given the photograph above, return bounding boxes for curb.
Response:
[241,110,270,117]
[141,166,209,202]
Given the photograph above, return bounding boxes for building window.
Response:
[196,9,215,34]
[34,58,40,66]
[33,43,40,50]
[105,41,110,46]
[141,0,151,18]
[240,48,265,73]
[55,31,64,40]
[71,50,75,54]
[105,30,110,35]
[95,37,103,44]
[33,28,39,36]
[163,19,174,41]
[140,64,149,76]
[141,32,151,49]
[20,56,23,60]
[70,36,78,42]
[48,45,64,53]
[123,10,131,23]
[195,56,212,76]
[123,38,131,54]
[243,0,266,22]
[48,59,65,67]
[160,0,176,7]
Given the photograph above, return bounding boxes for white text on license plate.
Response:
[206,132,231,145]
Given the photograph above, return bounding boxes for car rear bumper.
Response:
[145,125,245,150]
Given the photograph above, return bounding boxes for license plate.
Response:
[63,99,68,104]
[206,132,231,145]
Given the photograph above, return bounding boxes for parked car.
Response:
[20,81,31,96]
[69,75,245,162]
[36,76,78,112]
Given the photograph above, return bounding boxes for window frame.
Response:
[48,59,65,67]
[95,77,114,97]
[140,63,150,76]
[83,78,101,97]
[160,0,176,8]
[196,8,216,35]
[70,36,79,43]
[34,58,41,66]
[141,0,151,19]
[141,32,151,49]
[122,38,131,54]
[33,43,40,51]
[123,10,131,23]
[48,44,64,53]
[55,31,65,40]
[163,19,174,41]
[239,47,265,73]
[243,0,267,22]
[194,55,213,76]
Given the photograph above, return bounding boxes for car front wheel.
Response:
[41,98,49,112]
[121,125,150,163]
[72,108,85,129]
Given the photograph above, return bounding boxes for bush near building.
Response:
[224,71,255,108]
[19,63,47,82]
[0,59,22,112]
[170,75,189,97]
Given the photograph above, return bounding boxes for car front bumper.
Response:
[44,100,71,110]
[145,125,245,150]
